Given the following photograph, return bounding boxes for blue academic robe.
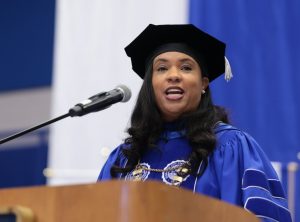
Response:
[98,123,292,222]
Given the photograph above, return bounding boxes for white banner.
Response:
[48,0,188,185]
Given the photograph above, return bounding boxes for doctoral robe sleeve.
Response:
[214,130,292,222]
[97,145,124,181]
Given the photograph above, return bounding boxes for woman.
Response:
[98,24,291,222]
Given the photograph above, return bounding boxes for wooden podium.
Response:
[0,180,259,222]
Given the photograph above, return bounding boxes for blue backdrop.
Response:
[0,0,54,187]
[189,0,300,163]
[0,0,54,92]
[189,0,299,220]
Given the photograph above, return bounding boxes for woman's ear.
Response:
[202,77,209,90]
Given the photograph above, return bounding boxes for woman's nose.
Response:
[167,68,182,83]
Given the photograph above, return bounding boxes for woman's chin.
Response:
[161,110,184,122]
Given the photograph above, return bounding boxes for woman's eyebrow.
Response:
[179,58,196,63]
[154,57,195,64]
[153,58,169,64]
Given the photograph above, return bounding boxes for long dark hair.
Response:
[110,64,229,177]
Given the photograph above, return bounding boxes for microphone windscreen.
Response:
[117,85,131,102]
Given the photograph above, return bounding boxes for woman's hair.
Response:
[110,62,230,178]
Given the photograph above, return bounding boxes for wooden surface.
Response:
[0,180,260,222]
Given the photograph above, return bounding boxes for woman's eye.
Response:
[181,65,192,71]
[157,66,168,72]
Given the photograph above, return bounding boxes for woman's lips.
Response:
[166,93,184,100]
[165,87,184,100]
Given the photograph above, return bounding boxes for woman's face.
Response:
[152,51,209,122]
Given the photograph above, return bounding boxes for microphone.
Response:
[69,85,131,117]
[0,84,131,145]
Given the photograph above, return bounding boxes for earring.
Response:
[202,89,206,94]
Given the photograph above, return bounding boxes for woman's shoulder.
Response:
[213,122,258,151]
[212,122,274,173]
[214,123,253,142]
[98,143,129,180]
[106,143,129,161]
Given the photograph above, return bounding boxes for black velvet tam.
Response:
[125,24,226,82]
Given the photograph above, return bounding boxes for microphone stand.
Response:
[0,85,131,146]
[0,113,70,145]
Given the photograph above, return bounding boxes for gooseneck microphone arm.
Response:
[0,85,132,146]
[0,113,70,145]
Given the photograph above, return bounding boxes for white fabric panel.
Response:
[49,0,188,185]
